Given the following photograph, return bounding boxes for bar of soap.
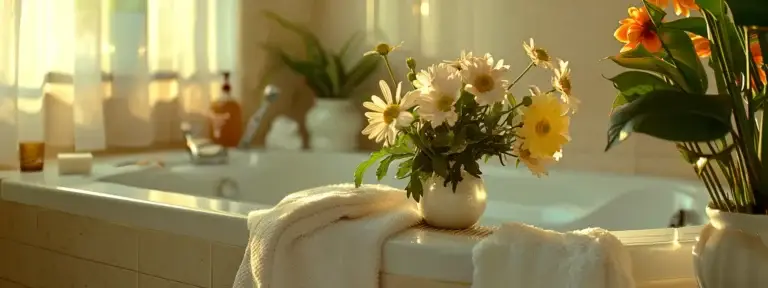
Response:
[57,153,93,175]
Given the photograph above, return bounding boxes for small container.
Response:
[18,142,45,172]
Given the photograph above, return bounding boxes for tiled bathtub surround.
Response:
[0,200,244,288]
[0,199,699,288]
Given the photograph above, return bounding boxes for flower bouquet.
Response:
[352,41,577,229]
[604,0,768,285]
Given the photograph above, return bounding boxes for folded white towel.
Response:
[471,222,635,288]
[232,184,421,288]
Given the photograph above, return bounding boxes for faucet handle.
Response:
[180,121,192,133]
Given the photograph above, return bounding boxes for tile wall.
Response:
[0,200,244,288]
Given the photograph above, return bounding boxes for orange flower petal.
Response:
[614,23,632,43]
[621,42,639,53]
[642,33,663,53]
[627,25,644,43]
[648,0,669,8]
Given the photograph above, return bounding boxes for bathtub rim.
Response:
[0,151,704,284]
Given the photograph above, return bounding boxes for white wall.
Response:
[240,0,695,179]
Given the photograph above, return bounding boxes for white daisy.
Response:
[459,53,510,106]
[415,63,463,128]
[523,38,554,69]
[362,80,418,146]
[442,50,474,70]
[552,59,580,114]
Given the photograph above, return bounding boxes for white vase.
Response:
[418,171,487,229]
[305,99,360,151]
[693,207,768,287]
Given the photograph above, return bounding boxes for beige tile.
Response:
[638,278,697,288]
[36,209,138,270]
[0,201,41,245]
[381,273,470,288]
[45,248,137,288]
[139,274,202,288]
[0,278,27,288]
[0,238,137,288]
[211,244,244,288]
[0,239,47,288]
[139,229,211,287]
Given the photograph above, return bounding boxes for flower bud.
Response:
[406,57,416,70]
[407,71,418,83]
[375,43,391,56]
[521,96,533,107]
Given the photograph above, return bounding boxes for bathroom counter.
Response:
[0,151,701,287]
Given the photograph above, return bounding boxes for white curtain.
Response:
[0,0,238,167]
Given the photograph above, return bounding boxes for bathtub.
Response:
[0,149,709,286]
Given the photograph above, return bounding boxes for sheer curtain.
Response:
[0,0,238,167]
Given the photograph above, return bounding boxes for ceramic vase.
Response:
[693,206,768,287]
[418,171,487,229]
[305,99,360,151]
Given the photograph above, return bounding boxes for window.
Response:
[0,0,238,165]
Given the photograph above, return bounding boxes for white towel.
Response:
[472,222,635,288]
[232,184,421,288]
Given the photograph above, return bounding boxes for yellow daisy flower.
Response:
[514,141,555,178]
[519,86,570,158]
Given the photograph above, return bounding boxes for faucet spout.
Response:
[238,85,281,150]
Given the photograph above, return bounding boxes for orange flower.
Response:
[614,7,662,53]
[691,34,711,58]
[646,0,699,17]
[750,39,766,85]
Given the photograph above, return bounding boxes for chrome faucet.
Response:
[237,85,281,150]
[181,122,229,165]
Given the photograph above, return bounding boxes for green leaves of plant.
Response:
[262,11,379,99]
[608,46,692,92]
[659,28,709,93]
[696,0,724,18]
[605,90,733,151]
[663,18,708,37]
[609,71,675,111]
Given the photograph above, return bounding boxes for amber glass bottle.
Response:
[209,72,243,147]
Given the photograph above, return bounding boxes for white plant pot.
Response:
[418,171,487,229]
[693,206,768,287]
[306,99,360,151]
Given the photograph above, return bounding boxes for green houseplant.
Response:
[604,0,768,285]
[262,11,381,151]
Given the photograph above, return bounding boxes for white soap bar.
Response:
[57,153,93,175]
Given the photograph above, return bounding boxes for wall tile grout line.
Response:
[0,276,32,288]
[1,237,136,272]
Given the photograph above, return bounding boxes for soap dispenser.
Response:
[209,72,244,147]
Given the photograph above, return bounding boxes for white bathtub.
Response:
[0,150,709,285]
[100,150,708,232]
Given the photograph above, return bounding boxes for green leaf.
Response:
[339,32,363,60]
[263,11,328,66]
[326,56,341,97]
[642,0,667,24]
[354,149,389,187]
[659,28,708,94]
[432,157,449,179]
[607,46,691,92]
[339,55,380,99]
[406,172,423,202]
[725,0,768,26]
[609,71,675,100]
[396,158,413,179]
[605,90,733,151]
[376,154,411,181]
[696,0,724,18]
[412,152,433,175]
[663,17,708,37]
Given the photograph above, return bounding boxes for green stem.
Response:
[505,62,534,90]
[382,55,398,88]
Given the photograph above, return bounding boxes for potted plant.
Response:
[353,41,577,229]
[604,0,768,286]
[262,11,380,151]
